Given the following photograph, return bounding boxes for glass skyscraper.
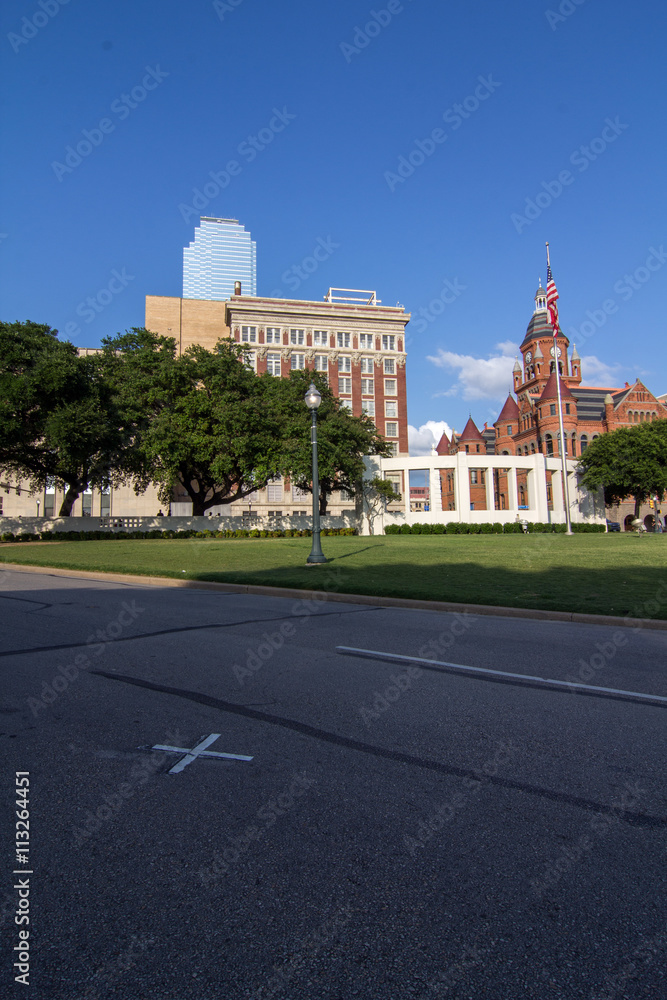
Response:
[183,217,257,299]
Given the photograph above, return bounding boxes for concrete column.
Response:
[484,464,495,513]
[455,452,470,516]
[551,465,564,516]
[532,454,549,520]
[428,464,442,513]
[507,466,518,512]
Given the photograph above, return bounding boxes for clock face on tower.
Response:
[525,351,532,362]
[550,345,562,358]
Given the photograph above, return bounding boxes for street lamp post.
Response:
[305,383,327,564]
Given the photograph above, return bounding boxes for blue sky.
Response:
[2,0,666,454]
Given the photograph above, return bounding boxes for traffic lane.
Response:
[4,567,667,698]
[5,669,665,1000]
[4,602,667,997]
[6,594,666,825]
[0,567,373,656]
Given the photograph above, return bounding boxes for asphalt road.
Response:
[1,566,666,1000]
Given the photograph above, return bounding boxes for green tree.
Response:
[577,420,667,518]
[113,337,284,516]
[269,369,393,514]
[0,321,130,516]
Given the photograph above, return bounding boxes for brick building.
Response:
[435,283,667,526]
[144,287,409,517]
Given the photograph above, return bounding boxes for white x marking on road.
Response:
[150,733,254,774]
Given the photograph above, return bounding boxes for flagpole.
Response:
[546,242,573,535]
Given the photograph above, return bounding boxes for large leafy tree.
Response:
[577,420,667,517]
[0,321,131,515]
[268,369,393,514]
[112,337,284,516]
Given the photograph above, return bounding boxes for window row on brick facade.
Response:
[240,326,399,351]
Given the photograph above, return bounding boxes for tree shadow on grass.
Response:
[195,561,667,621]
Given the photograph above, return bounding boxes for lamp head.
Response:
[304,383,322,410]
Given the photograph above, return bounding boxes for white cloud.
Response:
[427,341,519,401]
[408,420,453,456]
[580,355,624,386]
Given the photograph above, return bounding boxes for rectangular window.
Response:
[386,441,398,456]
[82,492,92,516]
[241,326,257,343]
[338,377,352,395]
[359,333,374,349]
[550,404,556,416]
[384,379,397,395]
[338,355,351,373]
[266,352,281,376]
[267,481,283,502]
[100,490,110,516]
[361,378,374,395]
[385,421,398,437]
[291,353,305,370]
[385,400,397,418]
[290,329,305,345]
[565,403,570,414]
[362,400,375,417]
[292,486,309,501]
[315,355,328,371]
[360,357,374,374]
[337,332,351,348]
[244,351,256,371]
[507,424,513,435]
[383,358,396,375]
[313,330,328,346]
[382,335,396,351]
[265,327,281,344]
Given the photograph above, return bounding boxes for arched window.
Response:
[530,442,535,453]
[580,435,588,452]
[546,433,553,456]
[571,433,576,457]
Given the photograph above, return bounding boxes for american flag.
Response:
[546,263,560,336]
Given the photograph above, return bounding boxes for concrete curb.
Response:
[3,561,666,631]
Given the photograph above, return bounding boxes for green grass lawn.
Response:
[1,534,666,619]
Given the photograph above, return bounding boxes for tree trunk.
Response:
[634,496,642,519]
[58,484,81,516]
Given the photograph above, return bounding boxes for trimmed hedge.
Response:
[0,526,357,543]
[384,521,607,535]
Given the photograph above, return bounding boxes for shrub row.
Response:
[384,521,607,535]
[0,526,357,543]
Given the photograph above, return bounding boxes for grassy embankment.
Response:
[1,534,666,619]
